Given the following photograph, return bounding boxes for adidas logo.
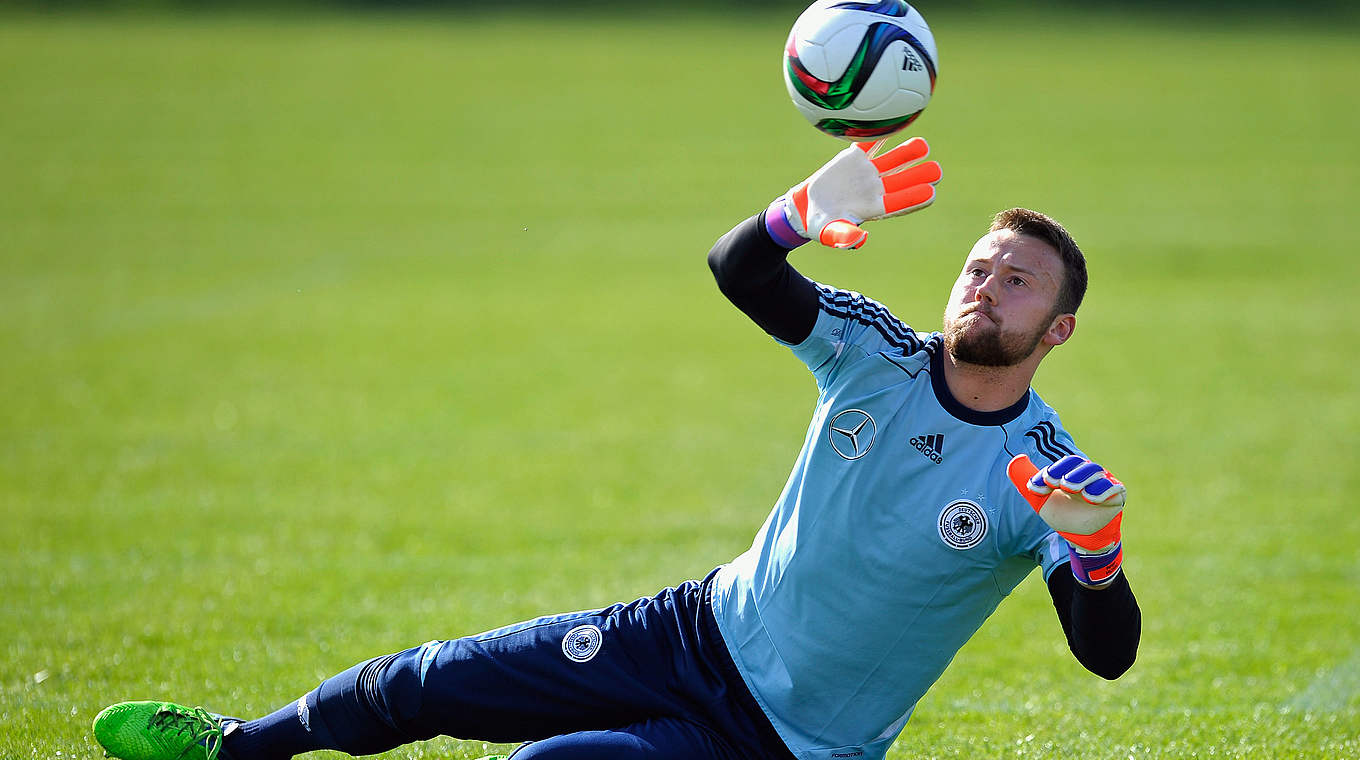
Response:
[910,434,944,464]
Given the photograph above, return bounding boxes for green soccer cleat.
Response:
[92,701,237,760]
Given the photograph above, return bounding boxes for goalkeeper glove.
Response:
[1007,454,1126,588]
[767,137,941,250]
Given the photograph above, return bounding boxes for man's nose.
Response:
[975,276,999,305]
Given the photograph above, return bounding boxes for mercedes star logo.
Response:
[828,409,877,460]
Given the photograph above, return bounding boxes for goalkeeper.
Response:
[93,138,1140,760]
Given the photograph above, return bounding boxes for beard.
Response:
[942,308,1048,367]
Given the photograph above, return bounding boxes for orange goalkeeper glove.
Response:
[1008,454,1126,588]
[768,137,941,250]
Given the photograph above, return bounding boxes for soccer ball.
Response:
[783,0,938,141]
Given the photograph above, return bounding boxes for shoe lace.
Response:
[148,706,224,760]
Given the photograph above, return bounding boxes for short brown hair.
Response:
[990,208,1087,316]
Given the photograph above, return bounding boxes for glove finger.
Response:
[1056,461,1108,492]
[1005,454,1050,511]
[881,185,935,216]
[1081,478,1126,507]
[1081,476,1117,499]
[881,160,942,194]
[819,220,868,249]
[871,136,929,173]
[1027,471,1054,496]
[1043,454,1087,484]
[856,138,888,157]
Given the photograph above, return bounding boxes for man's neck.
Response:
[940,351,1039,413]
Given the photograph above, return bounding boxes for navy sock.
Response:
[222,692,333,760]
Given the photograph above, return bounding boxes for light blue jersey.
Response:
[711,284,1082,760]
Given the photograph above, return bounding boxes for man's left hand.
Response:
[1008,454,1126,588]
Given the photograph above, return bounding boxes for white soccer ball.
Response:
[783,0,938,141]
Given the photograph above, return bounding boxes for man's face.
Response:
[942,229,1068,367]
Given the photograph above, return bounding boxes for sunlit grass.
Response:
[1,8,1357,758]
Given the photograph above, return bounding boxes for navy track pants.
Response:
[305,570,794,759]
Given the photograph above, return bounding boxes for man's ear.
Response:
[1044,313,1076,347]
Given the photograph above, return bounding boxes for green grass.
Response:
[2,7,1358,759]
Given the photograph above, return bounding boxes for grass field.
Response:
[2,5,1358,758]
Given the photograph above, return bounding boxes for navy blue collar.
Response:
[928,345,1031,426]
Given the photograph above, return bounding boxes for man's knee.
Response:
[312,641,444,752]
[358,641,443,729]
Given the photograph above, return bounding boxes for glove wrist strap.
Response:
[1067,541,1123,589]
[763,199,810,250]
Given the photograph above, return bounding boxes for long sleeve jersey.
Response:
[706,213,1140,760]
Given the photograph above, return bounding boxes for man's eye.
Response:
[1008,276,1026,286]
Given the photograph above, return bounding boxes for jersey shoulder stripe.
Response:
[815,283,926,354]
[1024,419,1075,464]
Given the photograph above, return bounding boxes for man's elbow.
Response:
[707,234,738,290]
[1085,647,1137,680]
[1078,618,1140,680]
[706,243,726,283]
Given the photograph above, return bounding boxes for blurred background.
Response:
[2,1,1357,758]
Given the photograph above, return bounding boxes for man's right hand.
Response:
[770,137,942,250]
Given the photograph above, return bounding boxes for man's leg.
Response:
[94,576,782,760]
[230,582,715,759]
[93,607,672,760]
[292,603,697,755]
